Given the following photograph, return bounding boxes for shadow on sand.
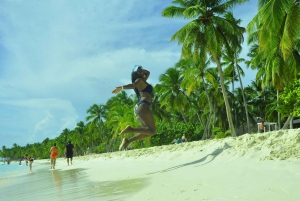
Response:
[147,143,231,175]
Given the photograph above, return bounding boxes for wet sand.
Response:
[0,161,148,201]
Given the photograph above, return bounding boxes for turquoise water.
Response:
[0,162,29,178]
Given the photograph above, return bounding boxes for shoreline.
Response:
[1,129,300,200]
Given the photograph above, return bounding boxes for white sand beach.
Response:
[60,128,300,201]
[2,129,300,201]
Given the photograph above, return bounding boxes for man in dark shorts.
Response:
[65,140,75,166]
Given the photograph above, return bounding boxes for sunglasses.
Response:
[132,65,143,73]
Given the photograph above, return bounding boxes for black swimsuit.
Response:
[137,84,153,107]
[140,84,153,95]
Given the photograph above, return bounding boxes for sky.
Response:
[0,0,257,148]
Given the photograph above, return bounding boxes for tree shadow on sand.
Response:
[146,143,231,175]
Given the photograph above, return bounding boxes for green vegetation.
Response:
[1,0,299,160]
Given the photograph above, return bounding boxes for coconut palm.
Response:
[223,47,251,133]
[162,0,248,136]
[248,0,300,128]
[1,146,6,159]
[105,91,135,137]
[151,89,171,122]
[104,91,140,150]
[248,0,300,60]
[86,104,107,145]
[176,57,216,139]
[60,128,71,144]
[156,67,190,124]
[206,66,232,130]
[74,121,86,154]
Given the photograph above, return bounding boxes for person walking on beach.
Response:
[65,140,75,166]
[50,143,59,169]
[25,154,34,171]
[112,65,156,150]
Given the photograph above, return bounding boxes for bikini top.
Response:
[139,84,153,95]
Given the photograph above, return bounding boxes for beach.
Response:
[1,128,300,201]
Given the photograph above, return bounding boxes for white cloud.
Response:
[0,98,79,146]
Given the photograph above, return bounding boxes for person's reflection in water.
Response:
[51,170,63,196]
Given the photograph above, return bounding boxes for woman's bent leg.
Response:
[131,103,156,135]
[119,103,156,150]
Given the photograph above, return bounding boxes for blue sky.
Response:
[0,0,257,148]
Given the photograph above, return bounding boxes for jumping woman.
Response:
[112,65,156,150]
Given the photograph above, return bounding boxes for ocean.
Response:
[0,161,28,178]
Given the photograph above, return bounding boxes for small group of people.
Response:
[49,140,76,169]
[23,140,76,171]
[174,134,188,144]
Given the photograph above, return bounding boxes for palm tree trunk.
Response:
[277,89,281,128]
[236,64,250,134]
[201,76,213,140]
[290,116,294,129]
[180,110,188,124]
[281,113,293,129]
[196,112,204,127]
[213,55,236,137]
[231,69,238,129]
[213,100,217,127]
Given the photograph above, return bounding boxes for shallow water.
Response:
[0,162,28,178]
[0,163,149,201]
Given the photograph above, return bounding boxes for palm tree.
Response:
[105,91,135,136]
[86,104,107,145]
[60,128,71,144]
[248,0,300,60]
[248,0,300,128]
[1,146,7,160]
[151,88,172,122]
[104,91,137,150]
[206,67,231,130]
[75,121,85,154]
[176,57,215,139]
[223,47,251,133]
[156,67,190,124]
[162,0,248,136]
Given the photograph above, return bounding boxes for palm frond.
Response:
[280,2,300,59]
[162,6,188,19]
[183,5,202,19]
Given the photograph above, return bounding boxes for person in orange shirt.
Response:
[50,143,59,169]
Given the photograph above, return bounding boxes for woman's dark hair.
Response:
[131,71,143,100]
[53,143,56,146]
